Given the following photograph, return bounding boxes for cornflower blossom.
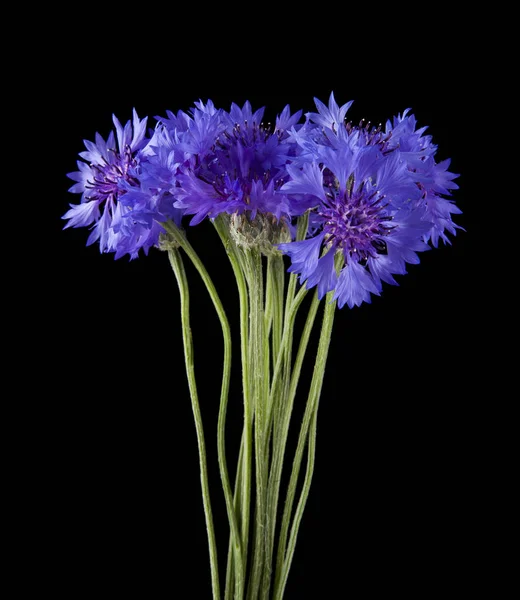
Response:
[166,101,313,226]
[278,93,460,308]
[62,110,155,259]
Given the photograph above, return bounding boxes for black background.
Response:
[20,10,496,599]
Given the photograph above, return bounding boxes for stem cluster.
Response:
[164,215,336,600]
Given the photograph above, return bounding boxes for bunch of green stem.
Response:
[164,214,336,600]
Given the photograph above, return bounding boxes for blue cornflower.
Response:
[279,94,461,308]
[168,100,312,225]
[62,110,153,258]
[279,141,431,309]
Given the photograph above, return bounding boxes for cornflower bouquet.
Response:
[62,93,460,599]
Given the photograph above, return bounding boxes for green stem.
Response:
[270,254,285,368]
[261,225,311,597]
[273,293,336,600]
[213,217,252,600]
[246,248,269,600]
[265,285,308,450]
[163,221,244,599]
[167,247,221,600]
[262,289,319,599]
[265,256,273,340]
[225,434,245,599]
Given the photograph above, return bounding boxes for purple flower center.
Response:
[85,145,139,203]
[321,176,394,262]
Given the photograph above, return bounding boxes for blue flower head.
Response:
[62,110,166,259]
[279,93,461,308]
[62,108,193,259]
[161,100,311,226]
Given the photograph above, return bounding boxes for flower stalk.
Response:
[166,246,221,600]
[164,221,244,599]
